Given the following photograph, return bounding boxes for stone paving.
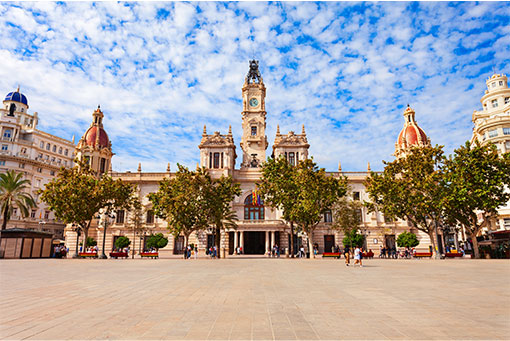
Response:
[0,257,509,340]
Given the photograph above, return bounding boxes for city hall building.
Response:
[64,62,435,257]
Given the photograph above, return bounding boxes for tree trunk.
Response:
[470,231,480,259]
[428,230,438,258]
[307,231,314,259]
[215,226,221,258]
[82,227,89,254]
[290,222,295,258]
[2,204,9,230]
[132,229,135,259]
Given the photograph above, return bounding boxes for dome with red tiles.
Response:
[84,126,109,148]
[394,106,430,158]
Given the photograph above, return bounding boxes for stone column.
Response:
[265,231,269,254]
[234,231,239,251]
[271,231,275,248]
[240,231,244,252]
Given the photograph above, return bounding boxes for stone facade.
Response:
[66,61,432,257]
[471,73,510,233]
[0,88,75,239]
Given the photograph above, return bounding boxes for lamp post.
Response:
[96,211,115,259]
[72,224,81,258]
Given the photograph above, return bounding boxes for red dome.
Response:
[84,126,109,148]
[397,125,428,146]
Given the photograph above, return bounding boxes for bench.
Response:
[414,252,432,258]
[79,252,98,258]
[322,252,341,258]
[141,252,158,259]
[445,252,463,258]
[362,252,374,259]
[109,252,128,259]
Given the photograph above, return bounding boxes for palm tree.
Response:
[0,170,36,230]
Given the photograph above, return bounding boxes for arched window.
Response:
[8,103,15,116]
[244,194,264,220]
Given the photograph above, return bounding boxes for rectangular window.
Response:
[19,163,25,169]
[46,143,50,151]
[37,167,42,173]
[251,126,257,136]
[31,210,36,218]
[1,145,8,151]
[288,152,295,166]
[491,99,498,108]
[50,170,55,176]
[324,210,332,223]
[213,152,220,168]
[146,210,154,224]
[209,152,212,168]
[52,145,56,152]
[64,149,68,156]
[355,208,363,223]
[492,82,496,87]
[503,128,510,135]
[3,129,11,138]
[51,157,55,162]
[505,141,510,150]
[59,147,62,154]
[499,81,503,86]
[504,218,510,229]
[116,210,125,224]
[44,211,49,219]
[40,141,44,148]
[100,158,106,174]
[353,191,360,201]
[488,129,498,138]
[221,152,224,168]
[38,153,42,159]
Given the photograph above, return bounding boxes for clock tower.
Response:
[240,60,268,168]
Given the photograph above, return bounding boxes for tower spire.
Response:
[203,125,207,136]
[302,124,306,135]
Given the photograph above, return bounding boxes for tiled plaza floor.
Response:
[0,257,509,340]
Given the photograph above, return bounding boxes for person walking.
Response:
[344,246,350,266]
[354,246,361,266]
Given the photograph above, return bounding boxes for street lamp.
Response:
[72,224,81,258]
[96,210,116,259]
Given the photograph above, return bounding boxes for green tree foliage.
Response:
[146,233,168,250]
[441,142,510,258]
[258,156,300,256]
[40,161,137,252]
[149,165,240,258]
[285,158,347,258]
[365,146,445,257]
[342,229,364,248]
[85,236,97,247]
[149,165,210,255]
[0,170,36,230]
[114,236,131,249]
[396,231,420,248]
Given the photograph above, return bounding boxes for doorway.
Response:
[385,235,396,250]
[324,235,335,253]
[173,236,184,254]
[244,231,266,254]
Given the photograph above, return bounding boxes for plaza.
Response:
[0,258,509,340]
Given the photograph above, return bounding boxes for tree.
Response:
[333,197,363,249]
[442,141,510,258]
[365,145,445,258]
[146,233,168,250]
[342,229,364,248]
[85,236,97,247]
[40,161,137,257]
[396,231,419,248]
[125,198,148,258]
[290,158,348,258]
[258,156,300,257]
[0,170,36,230]
[202,169,241,255]
[149,164,210,258]
[114,236,131,249]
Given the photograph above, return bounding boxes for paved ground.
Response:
[0,257,509,340]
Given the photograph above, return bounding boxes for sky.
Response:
[0,2,508,172]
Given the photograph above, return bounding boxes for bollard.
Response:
[285,248,289,257]
[221,247,226,259]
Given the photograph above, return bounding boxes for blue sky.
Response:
[0,2,508,172]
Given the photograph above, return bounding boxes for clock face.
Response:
[249,98,259,107]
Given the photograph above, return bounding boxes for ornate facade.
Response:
[0,88,75,239]
[471,73,510,232]
[65,61,432,257]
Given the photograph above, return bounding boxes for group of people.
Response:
[206,245,218,258]
[53,245,68,258]
[343,246,365,267]
[80,245,99,253]
[268,244,280,257]
[184,245,198,259]
[379,246,399,259]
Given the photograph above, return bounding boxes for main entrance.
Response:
[244,231,266,254]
